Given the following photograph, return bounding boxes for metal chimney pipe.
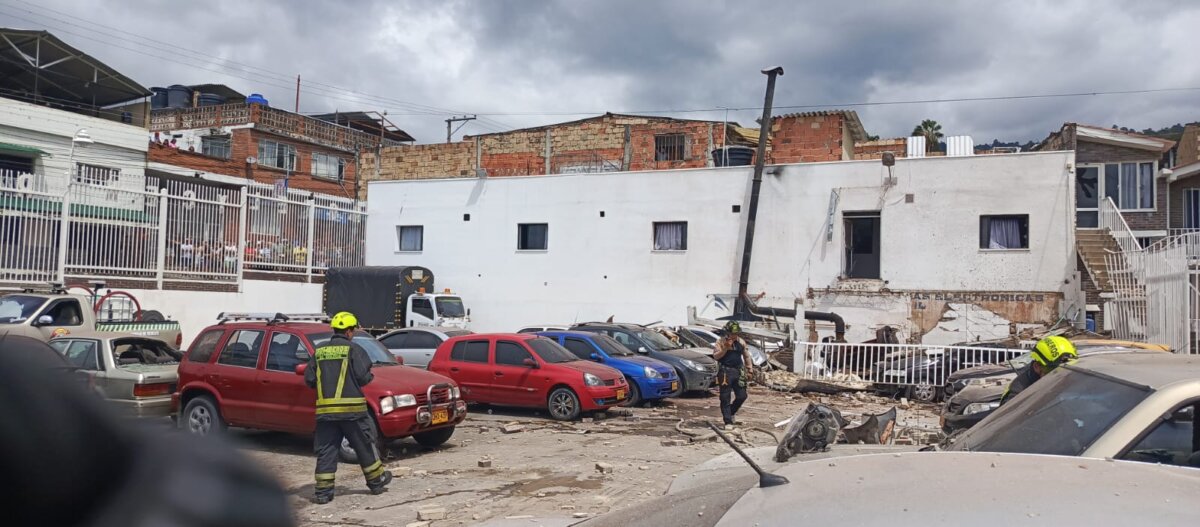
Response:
[735,66,784,318]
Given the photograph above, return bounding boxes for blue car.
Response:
[539,331,680,406]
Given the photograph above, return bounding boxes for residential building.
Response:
[767,111,868,163]
[1167,124,1200,235]
[364,150,1079,344]
[1033,123,1176,331]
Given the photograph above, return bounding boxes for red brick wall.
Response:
[1177,125,1200,167]
[854,139,907,160]
[149,129,359,199]
[769,114,849,164]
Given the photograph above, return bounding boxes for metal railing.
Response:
[793,341,1028,388]
[1146,229,1200,260]
[1099,197,1142,254]
[0,171,366,287]
[149,103,400,152]
[1104,244,1197,353]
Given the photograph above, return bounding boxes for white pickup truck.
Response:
[0,290,183,348]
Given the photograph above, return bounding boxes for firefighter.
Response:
[304,311,392,503]
[713,320,754,429]
[1000,335,1077,405]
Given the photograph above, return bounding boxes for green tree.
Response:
[911,119,944,152]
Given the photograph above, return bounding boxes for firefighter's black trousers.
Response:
[313,417,386,498]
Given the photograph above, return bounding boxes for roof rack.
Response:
[216,312,330,325]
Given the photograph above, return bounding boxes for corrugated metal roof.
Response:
[0,28,150,106]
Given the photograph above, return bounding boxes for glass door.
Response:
[1075,166,1100,228]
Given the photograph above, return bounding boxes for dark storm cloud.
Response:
[2,0,1196,143]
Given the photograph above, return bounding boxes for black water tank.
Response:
[150,87,169,109]
[712,146,755,167]
[197,93,226,106]
[166,85,192,109]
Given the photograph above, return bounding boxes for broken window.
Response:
[843,211,880,279]
[201,135,231,159]
[653,221,687,251]
[980,215,1030,250]
[654,134,687,161]
[518,223,548,251]
[1118,402,1197,467]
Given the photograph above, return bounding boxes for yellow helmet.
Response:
[330,311,358,330]
[1032,336,1076,368]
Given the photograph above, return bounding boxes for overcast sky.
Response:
[4,0,1199,144]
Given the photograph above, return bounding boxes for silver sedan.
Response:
[48,331,181,418]
[377,326,473,368]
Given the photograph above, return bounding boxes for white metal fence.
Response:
[1105,244,1199,353]
[793,341,1028,388]
[0,170,366,287]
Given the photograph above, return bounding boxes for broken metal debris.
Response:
[841,406,898,445]
[775,404,843,462]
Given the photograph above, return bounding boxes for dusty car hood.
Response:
[951,380,1008,404]
[948,362,1011,382]
[365,365,456,396]
[561,360,623,380]
[667,444,917,495]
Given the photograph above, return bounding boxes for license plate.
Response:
[616,389,625,400]
[431,407,449,425]
[671,381,679,391]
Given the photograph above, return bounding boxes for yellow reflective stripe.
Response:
[363,461,385,480]
[315,345,350,360]
[334,357,348,399]
[316,404,367,415]
[317,397,366,406]
[315,360,324,401]
[315,473,336,481]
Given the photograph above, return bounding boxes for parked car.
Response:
[378,326,474,368]
[673,325,768,367]
[173,314,467,463]
[569,322,718,394]
[872,345,1020,403]
[942,352,1200,469]
[516,325,568,334]
[0,290,182,348]
[940,341,1170,433]
[427,333,627,420]
[49,331,181,418]
[538,330,680,406]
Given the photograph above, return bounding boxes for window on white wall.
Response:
[980,215,1030,249]
[653,221,688,250]
[396,225,423,252]
[518,223,548,251]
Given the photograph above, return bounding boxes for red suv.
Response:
[427,333,626,420]
[173,314,467,462]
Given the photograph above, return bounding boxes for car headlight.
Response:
[963,401,1001,416]
[644,366,661,378]
[449,385,461,399]
[584,373,603,386]
[380,394,418,415]
[680,359,706,372]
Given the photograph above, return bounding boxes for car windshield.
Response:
[636,329,681,351]
[593,334,635,356]
[948,367,1150,456]
[0,295,46,324]
[310,332,398,366]
[436,297,466,317]
[528,338,579,363]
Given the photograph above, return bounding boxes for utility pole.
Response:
[294,75,301,113]
[445,115,477,143]
[735,66,784,319]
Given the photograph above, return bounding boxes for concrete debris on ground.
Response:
[417,507,447,521]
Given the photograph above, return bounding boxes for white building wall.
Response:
[0,97,149,196]
[118,280,324,344]
[365,152,1077,335]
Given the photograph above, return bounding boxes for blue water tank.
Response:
[197,93,226,106]
[1086,315,1097,333]
[712,146,755,167]
[166,84,192,109]
[150,87,169,109]
[246,93,269,106]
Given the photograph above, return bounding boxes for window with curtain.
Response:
[653,221,688,250]
[257,140,297,171]
[396,225,423,252]
[1104,161,1155,210]
[980,215,1029,249]
[518,223,548,250]
[312,153,345,181]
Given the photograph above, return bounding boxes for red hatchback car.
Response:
[427,333,627,420]
[173,314,467,462]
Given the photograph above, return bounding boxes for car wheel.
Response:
[907,382,941,403]
[339,418,385,464]
[620,377,642,407]
[547,387,581,421]
[413,426,455,447]
[181,395,224,436]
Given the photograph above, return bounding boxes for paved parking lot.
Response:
[218,386,940,526]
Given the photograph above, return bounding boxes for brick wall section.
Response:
[1178,125,1200,167]
[769,114,850,164]
[1076,139,1168,232]
[853,138,907,160]
[1169,175,1200,229]
[359,142,475,186]
[149,128,359,198]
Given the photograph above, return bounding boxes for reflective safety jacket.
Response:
[304,334,374,420]
[999,363,1040,406]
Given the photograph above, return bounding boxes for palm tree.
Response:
[911,119,944,152]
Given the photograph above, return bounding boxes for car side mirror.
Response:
[522,358,539,369]
[589,353,602,362]
[294,363,307,376]
[35,315,53,326]
[637,346,648,354]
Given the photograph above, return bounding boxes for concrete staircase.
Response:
[1077,229,1123,292]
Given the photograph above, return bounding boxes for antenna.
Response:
[706,421,790,488]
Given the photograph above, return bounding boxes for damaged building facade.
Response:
[364,150,1079,345]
